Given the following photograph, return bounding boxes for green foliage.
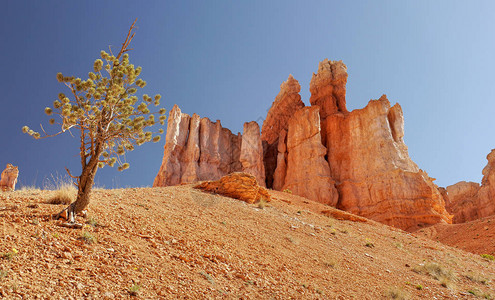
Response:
[23,21,166,173]
[481,254,494,261]
[80,231,96,244]
[2,248,18,260]
[128,283,140,296]
[413,262,456,289]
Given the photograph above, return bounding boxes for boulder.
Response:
[0,164,19,191]
[194,172,270,204]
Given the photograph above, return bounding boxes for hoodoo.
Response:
[154,59,454,230]
[443,149,495,223]
[153,105,265,187]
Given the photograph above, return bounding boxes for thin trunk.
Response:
[61,145,102,224]
[71,162,98,215]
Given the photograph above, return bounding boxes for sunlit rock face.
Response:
[445,149,495,223]
[282,106,338,206]
[153,105,264,187]
[261,75,305,188]
[0,164,19,191]
[240,121,266,187]
[322,95,451,230]
[155,59,455,231]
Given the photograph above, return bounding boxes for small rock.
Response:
[103,292,115,298]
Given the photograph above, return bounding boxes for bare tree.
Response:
[23,19,166,227]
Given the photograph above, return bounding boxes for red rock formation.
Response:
[153,105,263,187]
[444,181,480,223]
[153,105,190,186]
[0,164,19,191]
[194,172,270,204]
[309,59,348,117]
[282,106,338,205]
[322,95,451,230]
[261,75,305,188]
[155,59,457,231]
[272,129,287,191]
[478,149,495,216]
[240,121,266,187]
[445,149,495,223]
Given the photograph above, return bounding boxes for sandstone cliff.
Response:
[261,75,305,188]
[323,95,451,230]
[281,106,338,206]
[153,105,264,187]
[444,149,495,223]
[240,122,266,187]
[444,181,481,223]
[154,59,455,231]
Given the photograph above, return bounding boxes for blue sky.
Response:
[1,1,494,189]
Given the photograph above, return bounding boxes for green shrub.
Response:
[481,254,494,261]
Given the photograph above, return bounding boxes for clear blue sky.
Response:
[1,1,494,189]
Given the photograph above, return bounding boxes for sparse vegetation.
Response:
[481,254,494,261]
[47,188,75,205]
[283,189,292,194]
[413,262,456,288]
[80,231,96,244]
[286,236,299,245]
[365,241,375,248]
[323,259,337,268]
[386,286,410,299]
[257,199,267,209]
[87,216,99,227]
[128,283,140,296]
[200,271,215,284]
[23,19,166,225]
[466,272,489,285]
[2,248,18,260]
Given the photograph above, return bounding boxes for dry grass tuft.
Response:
[386,286,410,299]
[44,173,76,205]
[413,262,456,289]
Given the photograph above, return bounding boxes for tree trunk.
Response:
[59,154,100,225]
[72,163,98,214]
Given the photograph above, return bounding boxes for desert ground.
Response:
[0,186,494,299]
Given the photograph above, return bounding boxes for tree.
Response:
[23,19,166,226]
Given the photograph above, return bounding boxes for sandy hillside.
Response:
[0,186,494,299]
[415,215,495,256]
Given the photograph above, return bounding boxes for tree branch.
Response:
[115,18,138,61]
